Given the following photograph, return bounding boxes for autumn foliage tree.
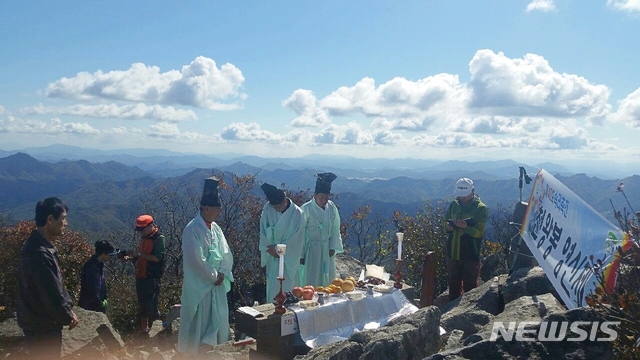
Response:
[392,200,450,297]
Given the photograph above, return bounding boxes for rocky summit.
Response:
[0,259,617,360]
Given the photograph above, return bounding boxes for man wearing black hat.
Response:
[124,214,165,333]
[259,183,305,301]
[79,240,117,313]
[178,176,234,356]
[300,173,343,287]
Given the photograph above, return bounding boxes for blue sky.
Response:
[1,0,639,168]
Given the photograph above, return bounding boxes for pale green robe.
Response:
[178,213,234,356]
[259,199,305,301]
[300,199,343,287]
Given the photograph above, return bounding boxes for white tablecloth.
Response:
[289,289,418,348]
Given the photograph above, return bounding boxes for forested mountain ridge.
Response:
[1,153,638,240]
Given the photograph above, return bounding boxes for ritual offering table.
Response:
[235,303,297,360]
[233,284,416,360]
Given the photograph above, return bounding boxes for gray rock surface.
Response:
[297,306,441,360]
[62,307,124,358]
[501,266,558,304]
[425,308,615,360]
[441,275,505,317]
[335,254,365,279]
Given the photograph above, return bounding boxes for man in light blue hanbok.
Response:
[178,176,234,356]
[259,183,305,301]
[300,173,343,287]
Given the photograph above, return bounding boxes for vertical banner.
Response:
[520,169,631,309]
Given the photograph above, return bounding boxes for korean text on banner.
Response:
[520,169,629,309]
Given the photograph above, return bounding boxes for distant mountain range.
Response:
[1,151,638,241]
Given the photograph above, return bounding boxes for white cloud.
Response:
[147,122,205,140]
[448,116,544,135]
[0,106,5,115]
[607,0,640,12]
[609,87,640,128]
[312,123,375,145]
[468,50,611,124]
[285,50,611,134]
[282,89,331,127]
[0,116,100,135]
[23,103,197,122]
[46,56,246,110]
[526,0,557,12]
[219,121,401,146]
[285,74,467,130]
[320,75,464,117]
[220,122,282,142]
[411,117,610,151]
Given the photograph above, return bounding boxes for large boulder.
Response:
[62,307,124,358]
[479,253,509,282]
[441,310,493,340]
[441,275,505,317]
[0,317,22,345]
[335,254,365,279]
[425,307,615,360]
[297,306,441,360]
[468,293,566,344]
[501,266,559,305]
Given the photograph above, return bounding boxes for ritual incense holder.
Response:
[394,260,403,289]
[274,277,286,314]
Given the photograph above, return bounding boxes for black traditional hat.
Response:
[201,176,221,207]
[261,183,285,205]
[315,172,337,194]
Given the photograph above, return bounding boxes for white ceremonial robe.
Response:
[178,213,234,356]
[300,199,343,287]
[259,199,305,301]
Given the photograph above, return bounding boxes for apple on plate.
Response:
[292,286,303,298]
[301,287,315,300]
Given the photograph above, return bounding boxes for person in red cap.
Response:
[124,214,166,333]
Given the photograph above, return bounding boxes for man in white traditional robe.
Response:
[178,176,234,356]
[300,173,344,287]
[259,183,305,301]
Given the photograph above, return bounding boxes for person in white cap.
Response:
[445,178,488,301]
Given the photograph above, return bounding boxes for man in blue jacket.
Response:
[17,197,79,359]
[79,240,118,313]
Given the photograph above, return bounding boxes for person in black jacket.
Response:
[79,240,118,313]
[17,197,79,360]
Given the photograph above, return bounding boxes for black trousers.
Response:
[446,257,480,301]
[23,328,62,360]
[136,277,161,320]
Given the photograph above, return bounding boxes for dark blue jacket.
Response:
[78,255,107,313]
[17,230,74,332]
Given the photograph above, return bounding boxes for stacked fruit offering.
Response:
[291,285,315,300]
[316,276,357,294]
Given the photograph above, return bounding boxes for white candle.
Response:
[396,233,404,260]
[277,244,287,278]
